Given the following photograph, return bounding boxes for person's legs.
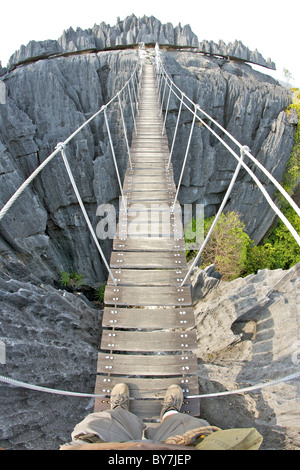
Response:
[71,408,145,442]
[145,384,210,442]
[71,383,145,443]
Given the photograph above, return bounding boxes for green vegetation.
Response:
[94,284,106,303]
[186,209,300,281]
[245,207,300,273]
[60,271,83,289]
[185,211,251,281]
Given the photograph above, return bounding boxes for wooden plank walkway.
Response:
[94,59,199,422]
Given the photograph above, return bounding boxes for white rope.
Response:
[0,59,142,222]
[0,370,299,400]
[59,144,117,285]
[155,46,300,220]
[154,46,300,248]
[186,370,300,399]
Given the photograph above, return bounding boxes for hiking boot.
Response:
[110,383,130,411]
[160,384,184,421]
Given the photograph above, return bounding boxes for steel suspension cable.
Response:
[58,144,117,285]
[0,370,299,400]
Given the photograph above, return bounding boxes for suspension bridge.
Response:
[0,44,300,424]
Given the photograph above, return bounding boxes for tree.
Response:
[197,211,251,281]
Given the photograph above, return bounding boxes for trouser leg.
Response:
[145,413,210,442]
[71,408,145,443]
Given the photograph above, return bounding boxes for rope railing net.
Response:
[154,44,300,287]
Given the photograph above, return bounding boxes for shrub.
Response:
[60,271,83,289]
[186,211,251,281]
[267,207,300,269]
[282,89,300,197]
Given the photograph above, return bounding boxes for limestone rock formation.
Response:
[1,49,138,286]
[199,39,276,70]
[7,15,274,70]
[0,253,102,450]
[192,264,300,450]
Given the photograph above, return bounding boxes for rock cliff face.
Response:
[0,49,138,286]
[0,16,298,450]
[0,253,101,449]
[7,15,274,70]
[192,263,300,450]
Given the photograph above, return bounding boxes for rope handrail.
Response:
[0,57,142,222]
[0,370,299,400]
[156,45,300,220]
[154,45,300,273]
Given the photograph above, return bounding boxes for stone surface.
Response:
[7,15,274,70]
[192,264,300,450]
[0,254,102,450]
[0,49,138,286]
[199,39,276,70]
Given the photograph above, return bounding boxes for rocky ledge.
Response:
[192,263,300,450]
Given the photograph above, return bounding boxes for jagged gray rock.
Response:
[192,263,300,450]
[0,254,102,450]
[7,15,274,70]
[0,49,138,286]
[199,39,276,70]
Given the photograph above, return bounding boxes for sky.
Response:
[0,0,299,87]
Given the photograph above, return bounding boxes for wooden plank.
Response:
[95,375,199,398]
[126,168,170,176]
[104,285,191,306]
[101,329,196,351]
[107,270,190,287]
[124,183,176,192]
[126,201,181,212]
[130,162,168,169]
[125,191,175,201]
[118,213,182,226]
[94,376,200,418]
[102,306,195,328]
[97,352,198,375]
[132,140,168,145]
[116,225,183,238]
[105,282,191,306]
[130,151,168,156]
[94,396,200,419]
[110,251,187,269]
[124,176,171,184]
[113,237,185,251]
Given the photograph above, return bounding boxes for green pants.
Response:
[67,408,210,445]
